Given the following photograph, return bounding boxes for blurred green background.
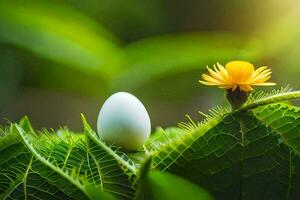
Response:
[0,0,299,130]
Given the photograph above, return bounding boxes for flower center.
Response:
[225,61,254,83]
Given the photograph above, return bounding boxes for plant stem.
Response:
[226,89,250,110]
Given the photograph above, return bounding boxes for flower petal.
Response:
[199,80,221,85]
[247,71,272,84]
[251,82,276,86]
[231,84,238,91]
[249,66,268,79]
[239,84,253,92]
[207,66,228,83]
[217,63,229,79]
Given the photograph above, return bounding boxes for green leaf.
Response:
[0,1,123,80]
[0,116,138,200]
[0,125,89,200]
[242,88,300,111]
[145,127,187,151]
[150,91,300,199]
[141,171,213,200]
[112,33,262,90]
[134,156,212,200]
[85,184,116,200]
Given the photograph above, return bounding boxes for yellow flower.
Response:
[199,61,276,92]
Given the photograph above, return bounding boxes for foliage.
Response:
[0,89,299,199]
[141,171,213,200]
[149,89,300,199]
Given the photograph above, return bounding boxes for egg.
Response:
[97,92,151,151]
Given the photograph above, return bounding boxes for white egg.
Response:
[97,92,151,151]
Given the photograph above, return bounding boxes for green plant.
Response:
[1,88,299,199]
